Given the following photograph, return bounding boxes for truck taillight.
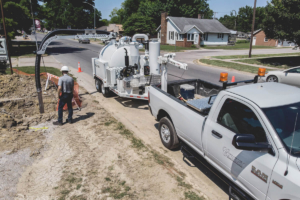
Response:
[148,91,150,104]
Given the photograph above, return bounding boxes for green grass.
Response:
[213,53,300,60]
[139,44,198,52]
[202,43,278,50]
[176,176,192,189]
[5,66,77,81]
[184,191,204,200]
[11,45,45,57]
[236,56,300,69]
[200,59,259,74]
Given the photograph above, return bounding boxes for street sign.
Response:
[0,38,7,59]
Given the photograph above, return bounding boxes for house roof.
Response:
[253,29,262,35]
[167,16,230,34]
[97,26,108,31]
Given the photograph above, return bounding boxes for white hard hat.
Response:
[61,66,69,72]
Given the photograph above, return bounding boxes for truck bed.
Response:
[154,79,222,115]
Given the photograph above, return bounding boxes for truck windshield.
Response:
[263,102,300,157]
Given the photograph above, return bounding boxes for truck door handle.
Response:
[212,130,223,139]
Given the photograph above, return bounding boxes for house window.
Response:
[204,33,208,41]
[187,34,194,41]
[179,34,184,41]
[218,33,224,39]
[171,32,174,40]
[264,37,268,42]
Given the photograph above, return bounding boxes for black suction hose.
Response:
[35,29,112,113]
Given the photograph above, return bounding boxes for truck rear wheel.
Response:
[159,117,179,150]
[100,81,110,97]
[95,79,101,92]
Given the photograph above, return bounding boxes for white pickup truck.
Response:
[149,75,300,200]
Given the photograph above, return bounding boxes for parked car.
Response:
[79,38,90,44]
[263,66,300,87]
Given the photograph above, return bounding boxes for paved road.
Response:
[31,33,296,85]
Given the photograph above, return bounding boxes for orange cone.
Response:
[231,76,235,83]
[77,62,82,73]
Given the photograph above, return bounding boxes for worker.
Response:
[53,66,74,125]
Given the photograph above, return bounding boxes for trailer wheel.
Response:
[159,117,179,150]
[100,81,110,97]
[95,79,101,92]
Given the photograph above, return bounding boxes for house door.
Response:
[252,37,256,46]
[194,34,199,45]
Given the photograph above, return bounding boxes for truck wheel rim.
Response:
[161,124,170,143]
[101,83,105,94]
[96,80,99,90]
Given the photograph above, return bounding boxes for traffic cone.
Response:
[231,76,235,83]
[77,62,82,73]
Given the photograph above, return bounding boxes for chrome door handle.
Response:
[212,130,223,138]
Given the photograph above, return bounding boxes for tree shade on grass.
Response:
[202,43,278,50]
[213,53,300,60]
[200,59,260,74]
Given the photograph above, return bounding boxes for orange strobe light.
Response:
[258,68,266,77]
[220,72,228,82]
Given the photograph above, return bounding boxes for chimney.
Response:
[198,14,201,19]
[161,12,168,45]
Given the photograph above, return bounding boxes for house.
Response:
[252,29,278,46]
[107,24,124,35]
[237,31,248,38]
[156,12,230,47]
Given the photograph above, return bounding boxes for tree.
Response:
[263,0,300,46]
[236,6,265,33]
[109,7,123,24]
[218,12,236,30]
[123,13,156,36]
[99,19,109,27]
[0,0,38,40]
[41,0,102,29]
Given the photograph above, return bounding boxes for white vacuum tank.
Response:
[149,40,160,75]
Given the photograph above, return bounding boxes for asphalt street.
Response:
[31,33,294,85]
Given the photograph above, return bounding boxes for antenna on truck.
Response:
[284,112,298,176]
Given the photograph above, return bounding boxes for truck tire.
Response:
[159,117,179,150]
[100,81,110,97]
[95,79,101,92]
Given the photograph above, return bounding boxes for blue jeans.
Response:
[58,93,73,123]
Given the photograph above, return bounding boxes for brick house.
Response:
[252,29,278,46]
[157,12,230,47]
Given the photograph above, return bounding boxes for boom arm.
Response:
[158,53,188,92]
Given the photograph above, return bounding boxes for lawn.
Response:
[139,44,198,52]
[6,66,77,81]
[200,59,260,74]
[202,43,279,50]
[6,66,62,76]
[11,44,44,57]
[236,56,300,69]
[213,53,300,60]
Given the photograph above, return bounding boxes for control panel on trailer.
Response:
[92,34,187,100]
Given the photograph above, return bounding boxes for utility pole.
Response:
[0,0,13,74]
[30,0,38,51]
[249,0,257,58]
[232,10,237,30]
[213,12,218,20]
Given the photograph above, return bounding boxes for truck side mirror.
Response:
[232,134,271,151]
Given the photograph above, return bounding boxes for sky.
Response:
[96,0,269,20]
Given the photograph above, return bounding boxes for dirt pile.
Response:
[0,73,57,153]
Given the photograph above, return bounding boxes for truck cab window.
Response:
[217,99,267,143]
